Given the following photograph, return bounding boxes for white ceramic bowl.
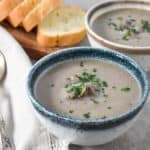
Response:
[27,47,149,149]
[85,0,150,54]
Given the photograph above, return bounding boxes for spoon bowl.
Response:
[0,51,6,81]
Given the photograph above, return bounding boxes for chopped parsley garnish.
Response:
[65,71,108,99]
[141,19,150,32]
[122,28,139,41]
[65,82,86,98]
[107,17,150,41]
[93,68,97,72]
[101,81,108,87]
[112,86,116,89]
[121,87,131,92]
[107,106,112,110]
[83,112,91,119]
[77,72,96,82]
[122,35,129,41]
[90,98,99,104]
[64,84,69,88]
[80,61,84,67]
[67,77,71,81]
[122,31,131,41]
[117,16,123,21]
[108,22,121,31]
[101,116,107,119]
[69,110,74,113]
[103,94,108,98]
[101,88,104,93]
[50,84,55,87]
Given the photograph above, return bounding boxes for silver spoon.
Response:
[0,51,15,149]
[0,51,6,81]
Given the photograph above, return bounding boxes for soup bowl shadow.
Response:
[27,47,149,149]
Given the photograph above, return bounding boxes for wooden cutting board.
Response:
[1,22,66,60]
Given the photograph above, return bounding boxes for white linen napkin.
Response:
[0,26,59,150]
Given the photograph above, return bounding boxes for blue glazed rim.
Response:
[27,47,149,130]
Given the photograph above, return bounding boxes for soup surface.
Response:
[92,9,150,47]
[35,60,141,120]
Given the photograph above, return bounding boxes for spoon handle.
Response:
[0,50,6,82]
[0,115,15,150]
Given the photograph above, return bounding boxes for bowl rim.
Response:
[85,0,150,53]
[27,47,149,130]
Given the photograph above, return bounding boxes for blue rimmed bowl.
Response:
[27,47,149,148]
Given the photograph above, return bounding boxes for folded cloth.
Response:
[0,113,15,150]
[0,26,60,150]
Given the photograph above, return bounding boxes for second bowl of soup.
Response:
[85,0,150,53]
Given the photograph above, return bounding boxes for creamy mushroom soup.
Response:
[35,60,141,120]
[92,9,150,47]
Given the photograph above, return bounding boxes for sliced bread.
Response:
[37,7,86,47]
[22,0,62,32]
[0,0,22,22]
[8,0,41,27]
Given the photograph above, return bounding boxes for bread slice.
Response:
[37,7,86,47]
[0,0,22,22]
[8,0,41,27]
[22,0,62,32]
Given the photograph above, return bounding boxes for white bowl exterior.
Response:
[34,108,140,146]
[88,32,150,73]
[87,35,108,49]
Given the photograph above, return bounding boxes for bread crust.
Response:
[37,29,86,47]
[37,30,58,47]
[8,0,40,27]
[58,29,86,47]
[0,0,22,22]
[22,0,62,32]
[37,6,86,47]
